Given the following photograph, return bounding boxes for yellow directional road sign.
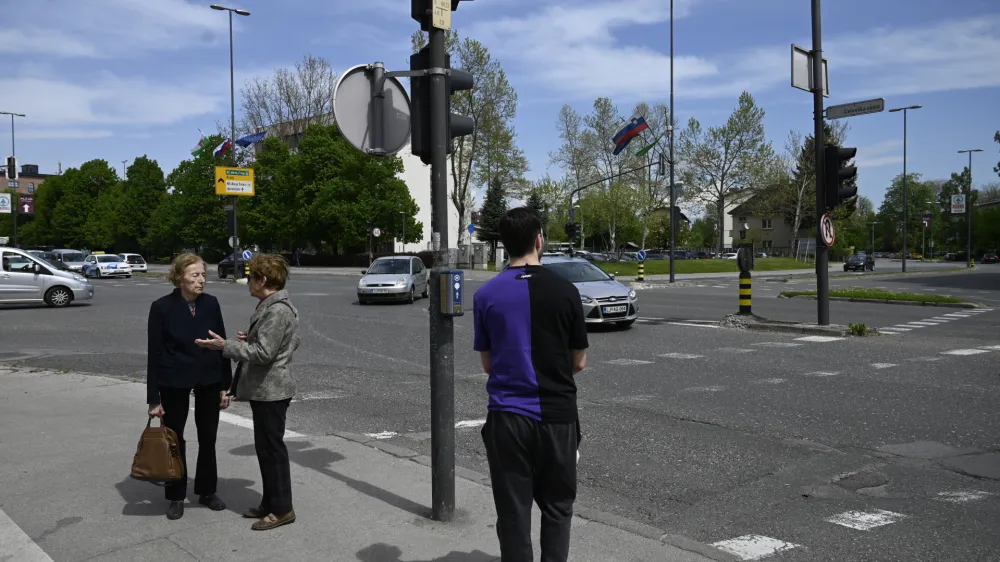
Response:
[214,166,255,196]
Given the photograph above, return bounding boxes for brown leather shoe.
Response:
[251,510,296,531]
[242,506,267,519]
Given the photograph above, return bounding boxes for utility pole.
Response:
[958,148,983,267]
[888,105,921,272]
[2,111,25,248]
[668,0,676,283]
[810,0,829,325]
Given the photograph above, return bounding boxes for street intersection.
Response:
[1,263,999,561]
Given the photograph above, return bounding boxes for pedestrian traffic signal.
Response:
[564,222,579,241]
[409,48,476,165]
[823,144,857,210]
[5,156,15,180]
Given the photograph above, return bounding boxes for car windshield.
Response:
[60,252,86,262]
[124,255,145,264]
[367,259,411,274]
[544,261,612,283]
[97,255,122,263]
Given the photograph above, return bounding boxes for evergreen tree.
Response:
[526,190,548,233]
[479,177,507,261]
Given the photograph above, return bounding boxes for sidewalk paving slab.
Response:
[0,366,720,562]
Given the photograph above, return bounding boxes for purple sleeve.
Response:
[473,292,490,352]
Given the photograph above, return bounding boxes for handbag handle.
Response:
[146,414,164,428]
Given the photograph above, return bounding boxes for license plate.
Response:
[602,305,627,314]
[373,289,389,293]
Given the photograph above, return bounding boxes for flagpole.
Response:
[668,0,676,283]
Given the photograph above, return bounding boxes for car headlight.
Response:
[580,294,595,304]
[395,278,407,287]
[358,279,367,287]
[629,289,637,300]
[73,274,86,282]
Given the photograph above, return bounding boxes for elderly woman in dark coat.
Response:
[196,252,300,531]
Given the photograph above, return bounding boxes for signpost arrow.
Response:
[19,195,34,215]
[826,98,885,120]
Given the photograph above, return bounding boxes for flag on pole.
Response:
[190,134,207,157]
[612,115,649,155]
[634,133,663,158]
[234,131,266,147]
[213,138,232,158]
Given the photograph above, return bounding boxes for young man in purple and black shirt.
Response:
[473,207,589,562]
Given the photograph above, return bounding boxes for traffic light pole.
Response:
[811,0,829,326]
[427,25,456,523]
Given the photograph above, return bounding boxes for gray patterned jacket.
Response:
[223,289,300,401]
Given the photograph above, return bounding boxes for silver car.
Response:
[0,247,95,307]
[48,249,88,273]
[357,256,429,304]
[541,255,638,328]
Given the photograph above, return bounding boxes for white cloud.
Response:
[16,128,114,141]
[465,1,1000,102]
[0,0,231,59]
[855,139,903,169]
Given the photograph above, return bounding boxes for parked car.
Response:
[83,254,132,278]
[982,253,998,264]
[0,247,94,307]
[357,255,429,304]
[217,253,246,279]
[541,255,638,329]
[844,252,875,272]
[118,253,148,272]
[48,249,88,273]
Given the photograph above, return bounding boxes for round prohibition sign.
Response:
[820,213,836,247]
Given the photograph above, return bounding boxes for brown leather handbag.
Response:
[130,416,185,482]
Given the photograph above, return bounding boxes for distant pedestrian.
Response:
[196,253,300,531]
[292,248,301,267]
[472,207,589,562]
[146,253,232,521]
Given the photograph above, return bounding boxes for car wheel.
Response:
[843,266,849,272]
[407,286,415,304]
[126,274,132,279]
[421,284,429,298]
[96,269,102,279]
[44,286,72,308]
[218,266,227,279]
[617,319,636,330]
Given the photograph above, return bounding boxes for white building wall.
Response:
[395,151,463,253]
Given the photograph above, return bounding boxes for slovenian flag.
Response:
[235,131,266,147]
[612,115,649,155]
[213,139,232,158]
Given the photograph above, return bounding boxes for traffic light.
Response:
[564,222,580,241]
[5,156,15,180]
[823,144,857,210]
[409,48,476,165]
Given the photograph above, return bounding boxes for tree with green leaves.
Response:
[525,190,548,234]
[934,168,978,254]
[479,177,507,261]
[678,91,775,253]
[876,172,937,252]
[51,160,119,248]
[118,156,167,254]
[411,30,520,246]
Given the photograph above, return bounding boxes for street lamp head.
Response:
[958,149,984,154]
[888,105,922,113]
[210,4,225,9]
[234,8,250,15]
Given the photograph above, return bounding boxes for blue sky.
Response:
[4,0,999,212]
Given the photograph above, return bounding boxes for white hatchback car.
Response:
[118,253,148,272]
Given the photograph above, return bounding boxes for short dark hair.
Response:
[499,207,542,259]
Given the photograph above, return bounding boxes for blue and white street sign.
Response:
[467,224,476,234]
[241,249,252,260]
[636,250,647,262]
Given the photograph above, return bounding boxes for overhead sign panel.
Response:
[214,166,255,196]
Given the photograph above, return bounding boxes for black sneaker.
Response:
[198,494,226,511]
[166,501,184,520]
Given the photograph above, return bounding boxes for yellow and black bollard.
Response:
[738,271,752,314]
[244,262,250,278]
[637,261,645,281]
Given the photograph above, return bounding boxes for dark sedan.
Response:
[844,252,875,272]
[217,253,246,279]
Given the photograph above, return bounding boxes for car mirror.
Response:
[32,263,43,275]
[361,269,368,275]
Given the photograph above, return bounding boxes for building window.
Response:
[739,231,747,240]
[738,216,746,223]
[28,183,34,193]
[762,218,773,230]
[762,240,773,248]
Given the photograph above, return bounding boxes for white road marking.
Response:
[872,363,898,369]
[604,359,654,365]
[682,385,726,392]
[712,285,728,289]
[299,292,331,296]
[898,324,924,329]
[717,347,756,353]
[658,353,704,359]
[978,345,1000,351]
[929,317,955,321]
[217,410,305,439]
[364,431,398,440]
[906,321,940,326]
[755,378,786,384]
[751,342,803,348]
[802,371,839,377]
[825,509,908,531]
[0,506,54,561]
[136,283,149,286]
[936,491,993,503]
[712,535,800,560]
[878,327,911,332]
[454,419,486,429]
[917,319,949,324]
[941,349,990,356]
[910,356,942,362]
[795,336,845,343]
[943,312,970,317]
[667,322,722,329]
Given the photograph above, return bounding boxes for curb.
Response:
[722,313,851,336]
[628,281,697,289]
[779,294,980,309]
[326,430,738,562]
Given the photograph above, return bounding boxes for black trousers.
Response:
[250,399,293,516]
[481,411,579,562]
[159,384,221,502]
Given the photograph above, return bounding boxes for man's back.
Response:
[473,264,588,424]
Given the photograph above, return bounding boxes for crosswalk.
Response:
[876,308,993,335]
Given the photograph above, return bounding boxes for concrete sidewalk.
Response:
[0,366,721,562]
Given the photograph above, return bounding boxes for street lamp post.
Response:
[400,211,406,254]
[958,148,983,268]
[668,0,676,283]
[867,221,878,255]
[888,105,921,273]
[210,4,250,276]
[1,111,26,247]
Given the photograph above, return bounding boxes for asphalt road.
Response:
[2,269,999,561]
